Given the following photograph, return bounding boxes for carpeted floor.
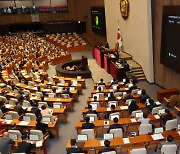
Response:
[45,50,169,154]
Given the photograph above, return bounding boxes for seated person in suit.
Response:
[108,93,116,101]
[138,113,150,124]
[0,100,7,113]
[82,117,95,129]
[124,94,133,101]
[13,134,35,154]
[14,102,27,115]
[67,139,87,154]
[63,87,72,98]
[156,135,176,153]
[140,89,149,103]
[86,104,97,115]
[106,105,116,119]
[160,109,173,125]
[98,78,106,86]
[36,116,48,134]
[129,81,138,92]
[123,60,130,72]
[10,123,26,136]
[0,132,15,154]
[128,100,139,114]
[31,103,41,117]
[107,117,124,133]
[40,105,52,116]
[98,140,116,154]
[110,78,118,87]
[146,98,157,112]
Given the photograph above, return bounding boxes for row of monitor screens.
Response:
[9,134,39,141]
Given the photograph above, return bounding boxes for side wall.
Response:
[105,0,154,83]
[151,0,180,89]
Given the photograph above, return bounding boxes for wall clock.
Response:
[120,0,130,20]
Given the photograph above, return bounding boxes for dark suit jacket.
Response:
[86,110,97,115]
[82,122,95,129]
[108,96,116,101]
[161,114,173,125]
[67,147,84,154]
[14,105,26,115]
[31,107,40,117]
[107,123,124,133]
[36,122,48,134]
[98,147,116,154]
[16,141,35,154]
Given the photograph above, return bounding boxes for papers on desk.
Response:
[100,140,105,146]
[44,98,48,101]
[105,97,108,101]
[30,97,37,100]
[18,121,29,126]
[155,101,161,106]
[47,82,52,84]
[56,98,61,102]
[117,96,122,100]
[27,107,32,111]
[107,108,111,111]
[43,89,50,92]
[5,104,12,108]
[32,87,38,90]
[104,121,110,125]
[5,120,12,124]
[16,83,21,86]
[109,89,114,92]
[36,141,43,147]
[154,115,160,119]
[120,106,128,110]
[151,134,164,140]
[123,138,130,144]
[26,86,30,89]
[130,118,137,123]
[125,88,129,91]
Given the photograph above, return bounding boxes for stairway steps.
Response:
[137,77,146,81]
[135,74,146,78]
[132,68,143,71]
[133,71,144,75]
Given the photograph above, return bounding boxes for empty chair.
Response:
[101,152,116,154]
[36,92,43,98]
[53,102,63,109]
[5,85,12,92]
[7,111,19,119]
[130,148,147,154]
[42,115,54,123]
[131,110,143,117]
[28,81,34,86]
[139,124,152,135]
[110,128,123,137]
[81,129,95,139]
[22,100,31,108]
[23,90,30,96]
[9,98,18,105]
[8,130,22,140]
[86,114,98,121]
[59,80,65,85]
[48,93,56,98]
[108,101,118,107]
[48,77,53,82]
[165,119,177,130]
[161,144,177,154]
[97,93,104,98]
[24,113,36,121]
[152,106,163,115]
[0,96,7,102]
[61,94,70,98]
[131,89,139,95]
[29,130,43,140]
[109,112,120,120]
[114,92,123,97]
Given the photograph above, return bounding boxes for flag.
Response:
[117,27,123,48]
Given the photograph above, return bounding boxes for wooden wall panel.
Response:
[0,0,106,43]
[152,0,180,90]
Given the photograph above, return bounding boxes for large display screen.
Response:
[160,6,180,73]
[91,7,106,36]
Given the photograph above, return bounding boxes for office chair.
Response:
[131,110,142,118]
[8,130,22,139]
[81,129,95,139]
[48,77,53,82]
[110,128,123,137]
[151,106,163,115]
[30,130,43,140]
[35,92,43,98]
[139,124,152,135]
[109,112,120,120]
[61,94,70,99]
[125,99,135,106]
[7,111,19,119]
[161,144,177,154]
[130,148,147,154]
[86,114,98,121]
[131,89,139,95]
[165,119,177,130]
[101,151,117,154]
[0,96,7,102]
[24,113,36,121]
[108,101,118,107]
[28,81,34,86]
[114,92,123,97]
[9,98,18,105]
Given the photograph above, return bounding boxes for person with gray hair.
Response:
[0,132,15,154]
